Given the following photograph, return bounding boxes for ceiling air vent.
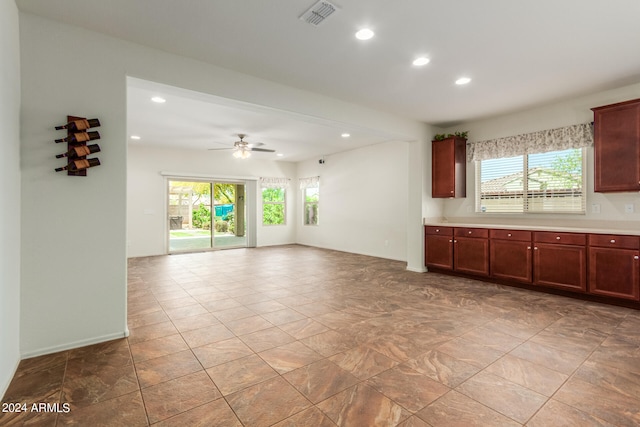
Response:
[299,0,338,26]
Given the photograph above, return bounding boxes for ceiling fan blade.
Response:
[207,147,233,151]
[251,148,276,152]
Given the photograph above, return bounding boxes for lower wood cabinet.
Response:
[588,234,640,301]
[533,232,586,292]
[454,228,489,276]
[425,226,640,306]
[425,226,453,270]
[490,229,532,283]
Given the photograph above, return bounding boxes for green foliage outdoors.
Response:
[550,148,582,187]
[214,183,235,204]
[262,188,286,225]
[305,188,319,203]
[192,205,211,229]
[263,204,285,225]
[214,220,228,233]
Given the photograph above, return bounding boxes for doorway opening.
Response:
[168,179,247,252]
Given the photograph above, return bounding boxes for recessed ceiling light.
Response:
[341,133,350,138]
[355,28,374,40]
[151,96,166,103]
[276,153,284,157]
[130,135,141,140]
[455,77,471,85]
[412,57,430,66]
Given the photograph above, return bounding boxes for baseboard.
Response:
[406,265,427,273]
[20,330,129,359]
[1,356,21,400]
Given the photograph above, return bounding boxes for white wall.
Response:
[127,145,297,257]
[442,82,640,228]
[20,15,129,357]
[19,13,426,356]
[1,0,21,398]
[296,141,412,261]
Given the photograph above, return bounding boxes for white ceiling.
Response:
[126,77,404,162]
[17,0,640,160]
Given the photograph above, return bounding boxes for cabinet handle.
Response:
[635,255,639,260]
[450,190,454,193]
[435,229,439,233]
[454,240,457,243]
[449,240,453,243]
[468,231,472,234]
[507,233,512,237]
[556,236,561,240]
[534,247,538,250]
[527,246,531,250]
[610,239,616,243]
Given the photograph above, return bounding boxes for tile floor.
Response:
[2,245,640,426]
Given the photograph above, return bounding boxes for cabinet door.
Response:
[432,137,466,198]
[425,234,453,270]
[592,100,640,192]
[454,237,489,276]
[533,243,586,292]
[490,240,532,283]
[588,247,640,300]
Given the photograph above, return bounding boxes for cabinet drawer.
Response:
[534,232,586,245]
[589,234,640,250]
[490,229,531,242]
[425,226,453,236]
[455,227,489,238]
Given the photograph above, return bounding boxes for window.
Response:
[262,187,286,225]
[304,187,319,225]
[476,148,585,214]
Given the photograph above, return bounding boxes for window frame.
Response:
[303,186,319,226]
[261,187,286,226]
[475,147,586,214]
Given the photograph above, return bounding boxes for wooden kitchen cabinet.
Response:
[425,226,453,270]
[592,98,640,192]
[453,227,489,276]
[432,136,466,198]
[490,229,532,283]
[533,232,586,292]
[588,234,640,301]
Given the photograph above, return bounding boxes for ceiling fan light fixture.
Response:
[233,149,251,159]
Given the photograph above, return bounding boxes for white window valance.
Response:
[468,122,593,162]
[299,176,320,189]
[260,177,290,189]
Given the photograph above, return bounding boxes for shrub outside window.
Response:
[262,187,286,225]
[304,187,319,225]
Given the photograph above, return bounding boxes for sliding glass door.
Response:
[212,182,246,248]
[168,180,246,253]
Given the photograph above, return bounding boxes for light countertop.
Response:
[424,219,639,236]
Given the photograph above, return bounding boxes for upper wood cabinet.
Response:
[592,98,640,192]
[432,136,466,198]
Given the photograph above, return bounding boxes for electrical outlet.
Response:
[625,203,635,213]
[591,204,601,214]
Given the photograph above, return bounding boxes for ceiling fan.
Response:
[208,134,275,159]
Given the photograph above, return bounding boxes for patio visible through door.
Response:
[168,180,246,252]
